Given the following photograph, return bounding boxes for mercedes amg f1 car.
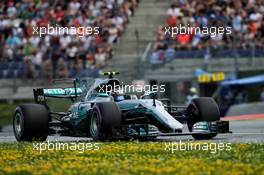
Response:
[12,72,230,141]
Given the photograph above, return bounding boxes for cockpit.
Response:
[82,78,137,102]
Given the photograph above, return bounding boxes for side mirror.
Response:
[140,91,158,106]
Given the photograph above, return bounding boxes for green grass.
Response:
[0,103,17,126]
[0,142,263,175]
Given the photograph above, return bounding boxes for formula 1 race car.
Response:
[12,72,230,142]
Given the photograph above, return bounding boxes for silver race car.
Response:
[13,72,230,141]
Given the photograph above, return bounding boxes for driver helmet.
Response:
[112,88,125,102]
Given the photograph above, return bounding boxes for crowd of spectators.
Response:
[0,0,139,79]
[150,0,264,64]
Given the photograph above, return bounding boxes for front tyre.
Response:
[187,97,220,140]
[89,102,122,141]
[13,104,49,142]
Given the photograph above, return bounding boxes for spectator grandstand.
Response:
[150,0,264,64]
[0,0,139,79]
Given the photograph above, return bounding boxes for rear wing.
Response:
[33,87,83,103]
[33,79,83,104]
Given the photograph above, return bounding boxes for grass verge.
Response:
[0,142,263,175]
[0,103,17,126]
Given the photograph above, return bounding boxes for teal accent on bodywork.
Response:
[43,88,83,96]
[139,128,147,135]
[97,93,109,97]
[117,103,139,110]
[192,122,210,132]
[73,111,87,125]
[69,104,90,126]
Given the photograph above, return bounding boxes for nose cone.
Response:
[143,100,183,132]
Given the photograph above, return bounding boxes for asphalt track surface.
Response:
[1,119,264,143]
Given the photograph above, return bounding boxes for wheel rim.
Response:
[14,113,22,136]
[90,112,99,137]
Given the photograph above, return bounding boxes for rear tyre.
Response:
[187,97,220,140]
[13,104,49,142]
[89,102,122,141]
